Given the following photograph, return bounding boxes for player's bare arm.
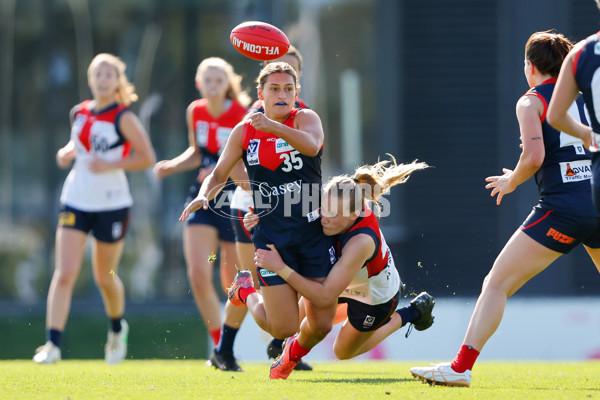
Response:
[180,124,244,221]
[255,234,374,308]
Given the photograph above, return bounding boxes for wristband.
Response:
[279,265,294,280]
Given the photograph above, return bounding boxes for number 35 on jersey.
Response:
[246,138,303,172]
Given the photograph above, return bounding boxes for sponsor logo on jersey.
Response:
[546,227,574,244]
[58,211,76,226]
[275,138,294,153]
[559,160,591,183]
[363,315,375,328]
[306,208,321,223]
[257,179,302,197]
[259,269,278,277]
[247,139,260,166]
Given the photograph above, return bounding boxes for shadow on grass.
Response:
[308,377,414,384]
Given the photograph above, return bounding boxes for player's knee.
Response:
[94,272,114,289]
[186,265,211,288]
[333,347,353,360]
[269,323,297,340]
[311,319,333,339]
[53,268,78,288]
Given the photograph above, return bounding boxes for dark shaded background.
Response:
[1,0,599,358]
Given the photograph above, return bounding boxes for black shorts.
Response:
[338,290,400,332]
[186,192,235,243]
[58,204,129,243]
[230,208,252,244]
[252,223,335,286]
[520,205,600,253]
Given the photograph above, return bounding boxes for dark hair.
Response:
[525,30,573,77]
[262,45,303,72]
[256,61,299,89]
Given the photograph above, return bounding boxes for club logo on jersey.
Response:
[92,135,110,153]
[559,160,591,183]
[275,138,294,153]
[363,315,375,328]
[595,42,600,55]
[247,139,260,166]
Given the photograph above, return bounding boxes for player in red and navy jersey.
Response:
[34,53,156,364]
[549,3,600,212]
[217,45,313,371]
[180,62,337,378]
[245,156,434,379]
[412,31,600,387]
[153,57,250,370]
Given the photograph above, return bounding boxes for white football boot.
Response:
[410,362,472,387]
[33,342,61,364]
[105,319,129,364]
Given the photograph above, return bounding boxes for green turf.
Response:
[1,360,599,399]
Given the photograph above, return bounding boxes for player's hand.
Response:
[180,196,209,221]
[247,112,278,133]
[56,146,75,169]
[485,168,517,205]
[88,157,113,173]
[197,165,215,183]
[243,206,258,231]
[153,160,173,179]
[254,244,285,273]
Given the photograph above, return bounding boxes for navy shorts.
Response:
[520,205,600,253]
[230,208,252,244]
[186,191,235,243]
[338,290,400,332]
[252,224,335,286]
[58,204,129,243]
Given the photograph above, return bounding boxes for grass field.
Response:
[1,360,599,400]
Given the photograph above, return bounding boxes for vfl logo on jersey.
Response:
[595,42,600,55]
[363,315,375,328]
[559,160,591,183]
[275,138,294,153]
[329,246,337,265]
[247,139,260,166]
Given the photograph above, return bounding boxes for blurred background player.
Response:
[215,44,313,371]
[410,30,600,387]
[33,53,156,364]
[180,61,337,378]
[244,156,435,379]
[153,57,250,369]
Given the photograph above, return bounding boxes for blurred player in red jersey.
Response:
[153,57,250,370]
[411,31,600,387]
[244,156,435,379]
[34,53,156,364]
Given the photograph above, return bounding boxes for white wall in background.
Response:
[232,297,600,362]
